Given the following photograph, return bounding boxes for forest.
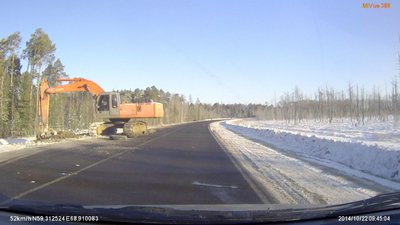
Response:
[0,29,399,137]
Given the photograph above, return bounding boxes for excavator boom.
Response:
[44,78,105,96]
[39,78,105,130]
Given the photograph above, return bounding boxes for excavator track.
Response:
[123,120,148,138]
[89,122,119,136]
[90,120,148,138]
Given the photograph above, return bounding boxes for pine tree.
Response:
[18,72,35,136]
[23,28,56,136]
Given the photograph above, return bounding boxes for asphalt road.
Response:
[0,121,263,205]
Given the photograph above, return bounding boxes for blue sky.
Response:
[1,0,399,104]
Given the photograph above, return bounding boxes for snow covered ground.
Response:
[0,135,92,154]
[0,137,34,145]
[210,120,400,204]
[230,118,400,150]
[0,137,36,153]
[224,119,400,183]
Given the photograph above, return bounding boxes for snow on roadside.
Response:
[0,137,35,152]
[229,118,400,150]
[210,121,385,204]
[0,134,93,154]
[0,137,34,145]
[224,119,400,184]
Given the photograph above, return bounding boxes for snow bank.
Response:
[211,122,385,204]
[0,132,91,152]
[0,137,34,146]
[0,137,35,153]
[229,118,400,150]
[224,119,400,182]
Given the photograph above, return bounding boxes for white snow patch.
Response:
[0,137,33,146]
[0,137,35,153]
[224,119,400,183]
[210,121,398,204]
[228,118,400,150]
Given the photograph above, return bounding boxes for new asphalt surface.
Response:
[0,121,263,205]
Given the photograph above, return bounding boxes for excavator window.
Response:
[112,95,118,108]
[98,95,109,111]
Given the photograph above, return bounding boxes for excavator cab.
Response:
[96,92,121,119]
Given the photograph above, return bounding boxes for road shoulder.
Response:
[209,121,390,204]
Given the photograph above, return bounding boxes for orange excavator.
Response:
[38,77,164,138]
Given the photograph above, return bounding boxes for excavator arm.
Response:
[39,78,105,133]
[43,78,105,95]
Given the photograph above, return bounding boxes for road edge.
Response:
[208,121,278,204]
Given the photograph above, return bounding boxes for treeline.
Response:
[254,82,400,125]
[120,80,400,126]
[0,29,97,137]
[118,88,254,125]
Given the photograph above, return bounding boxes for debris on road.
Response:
[38,130,80,141]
